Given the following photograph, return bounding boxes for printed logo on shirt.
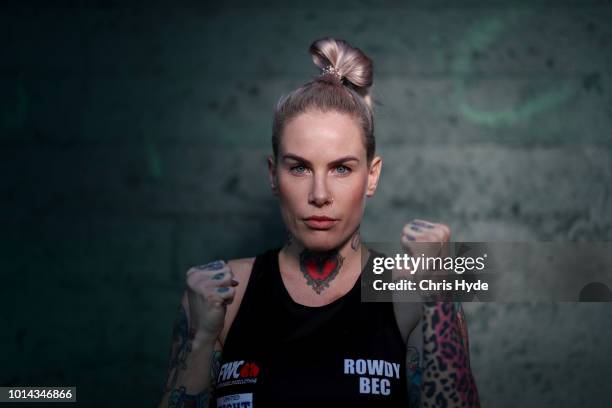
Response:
[217,360,260,388]
[217,392,253,408]
[343,358,401,396]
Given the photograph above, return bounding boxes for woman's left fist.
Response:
[400,219,451,259]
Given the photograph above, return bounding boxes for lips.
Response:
[304,216,338,230]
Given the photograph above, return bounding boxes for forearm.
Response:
[421,302,479,408]
[158,333,216,408]
[158,300,221,408]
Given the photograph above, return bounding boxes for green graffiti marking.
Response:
[452,11,576,127]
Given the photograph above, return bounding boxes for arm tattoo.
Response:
[422,302,480,407]
[406,345,423,407]
[299,249,344,294]
[169,386,209,408]
[454,302,471,359]
[165,349,219,408]
[210,350,222,388]
[165,305,191,391]
[163,305,219,408]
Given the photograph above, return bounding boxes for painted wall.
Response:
[1,1,611,406]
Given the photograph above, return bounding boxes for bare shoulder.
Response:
[227,257,256,283]
[219,257,256,345]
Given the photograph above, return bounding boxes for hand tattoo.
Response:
[299,249,344,294]
[195,260,224,271]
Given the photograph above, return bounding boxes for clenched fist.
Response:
[400,219,451,259]
[185,260,239,338]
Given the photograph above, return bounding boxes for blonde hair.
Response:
[271,37,375,163]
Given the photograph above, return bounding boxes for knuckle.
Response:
[186,266,199,277]
[207,270,228,283]
[420,232,437,242]
[215,286,234,297]
[401,234,414,243]
[186,274,199,289]
[191,260,227,273]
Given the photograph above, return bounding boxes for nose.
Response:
[308,173,332,207]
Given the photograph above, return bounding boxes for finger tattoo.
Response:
[412,221,434,229]
[196,260,224,271]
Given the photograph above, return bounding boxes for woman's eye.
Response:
[290,165,308,174]
[335,165,351,175]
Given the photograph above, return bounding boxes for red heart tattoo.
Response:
[299,250,344,294]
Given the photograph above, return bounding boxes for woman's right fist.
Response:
[185,260,239,338]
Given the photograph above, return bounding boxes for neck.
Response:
[280,228,366,295]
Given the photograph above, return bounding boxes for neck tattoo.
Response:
[299,249,344,294]
[350,229,361,251]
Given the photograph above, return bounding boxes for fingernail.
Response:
[409,225,421,232]
[217,287,230,293]
[212,272,225,280]
[406,234,415,241]
[196,260,224,271]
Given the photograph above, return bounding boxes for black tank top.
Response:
[212,247,409,408]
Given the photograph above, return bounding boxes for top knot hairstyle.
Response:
[272,37,376,163]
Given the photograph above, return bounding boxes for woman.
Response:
[158,37,480,408]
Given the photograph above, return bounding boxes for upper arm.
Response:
[454,302,472,363]
[218,258,254,345]
[392,300,423,407]
[405,314,424,408]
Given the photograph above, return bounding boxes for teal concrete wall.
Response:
[1,1,611,406]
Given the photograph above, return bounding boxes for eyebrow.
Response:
[282,153,360,166]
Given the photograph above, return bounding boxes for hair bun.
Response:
[309,37,374,97]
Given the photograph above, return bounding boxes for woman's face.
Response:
[268,109,382,252]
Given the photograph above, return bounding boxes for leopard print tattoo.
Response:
[423,302,480,408]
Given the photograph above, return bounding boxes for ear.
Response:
[366,155,382,197]
[267,155,278,195]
